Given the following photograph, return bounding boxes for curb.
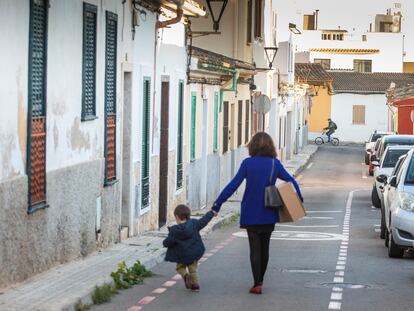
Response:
[292,147,319,177]
[63,211,240,311]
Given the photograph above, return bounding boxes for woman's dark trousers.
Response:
[247,229,272,286]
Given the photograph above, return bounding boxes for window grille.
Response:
[141,78,151,208]
[176,81,184,189]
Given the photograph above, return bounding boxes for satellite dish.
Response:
[253,95,271,114]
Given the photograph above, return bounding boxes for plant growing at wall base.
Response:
[91,283,118,304]
[74,299,92,311]
[111,261,153,289]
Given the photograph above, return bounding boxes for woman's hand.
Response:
[212,210,218,217]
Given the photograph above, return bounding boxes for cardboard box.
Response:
[278,182,306,223]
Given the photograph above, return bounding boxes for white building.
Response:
[0,0,126,287]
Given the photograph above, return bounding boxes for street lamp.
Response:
[264,47,278,69]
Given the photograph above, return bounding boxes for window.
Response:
[245,100,250,143]
[82,3,98,120]
[104,11,118,185]
[213,92,219,152]
[247,0,253,44]
[141,78,151,208]
[322,32,344,41]
[27,0,48,211]
[352,105,366,125]
[190,92,197,161]
[254,0,262,38]
[237,101,243,147]
[177,81,184,189]
[314,58,331,70]
[362,35,367,42]
[354,59,372,73]
[382,149,410,168]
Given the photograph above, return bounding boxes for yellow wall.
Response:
[309,86,332,133]
[403,62,414,73]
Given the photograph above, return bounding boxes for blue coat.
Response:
[163,211,214,265]
[213,157,303,226]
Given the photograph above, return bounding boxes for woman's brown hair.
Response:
[248,132,277,158]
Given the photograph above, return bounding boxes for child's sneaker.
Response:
[191,283,200,291]
[183,274,192,289]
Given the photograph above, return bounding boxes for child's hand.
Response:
[212,210,218,217]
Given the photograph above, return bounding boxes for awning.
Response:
[161,0,206,17]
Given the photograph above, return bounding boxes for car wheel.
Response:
[380,206,386,239]
[388,231,404,258]
[371,185,381,208]
[365,153,370,165]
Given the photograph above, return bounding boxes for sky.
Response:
[274,0,414,61]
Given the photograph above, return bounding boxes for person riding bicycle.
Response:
[323,118,337,142]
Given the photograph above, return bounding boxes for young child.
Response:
[163,205,216,291]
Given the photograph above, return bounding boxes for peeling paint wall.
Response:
[0,0,125,287]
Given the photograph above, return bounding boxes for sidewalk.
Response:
[0,145,318,311]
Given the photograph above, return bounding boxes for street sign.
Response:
[253,94,271,113]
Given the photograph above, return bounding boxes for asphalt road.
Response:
[92,145,414,311]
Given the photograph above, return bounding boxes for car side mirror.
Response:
[372,161,380,167]
[376,175,387,183]
[389,176,397,188]
[371,154,377,161]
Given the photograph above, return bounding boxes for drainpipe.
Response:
[156,0,184,29]
[220,72,239,112]
[198,63,239,111]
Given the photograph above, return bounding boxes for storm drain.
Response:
[282,268,328,274]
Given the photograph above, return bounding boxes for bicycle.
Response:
[315,131,339,146]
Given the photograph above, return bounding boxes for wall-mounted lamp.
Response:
[289,23,301,34]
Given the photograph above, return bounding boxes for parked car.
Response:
[372,145,413,209]
[374,135,414,163]
[381,149,414,258]
[380,154,407,239]
[365,131,393,165]
[369,139,382,176]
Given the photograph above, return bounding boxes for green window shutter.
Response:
[104,11,118,184]
[190,93,197,161]
[177,81,184,189]
[104,12,117,115]
[213,92,219,152]
[81,3,97,120]
[29,0,48,118]
[141,78,151,208]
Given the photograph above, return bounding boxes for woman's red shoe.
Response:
[249,285,262,294]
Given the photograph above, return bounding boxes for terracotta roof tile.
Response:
[295,63,332,85]
[329,71,414,94]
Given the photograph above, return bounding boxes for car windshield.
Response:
[371,134,384,142]
[382,149,410,168]
[405,156,414,183]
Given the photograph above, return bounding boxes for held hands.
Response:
[212,210,218,217]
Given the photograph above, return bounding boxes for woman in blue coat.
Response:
[213,132,303,294]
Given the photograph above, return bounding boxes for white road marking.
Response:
[306,210,343,213]
[327,189,362,311]
[276,224,339,228]
[331,292,343,300]
[304,216,335,220]
[329,302,342,310]
[307,162,314,169]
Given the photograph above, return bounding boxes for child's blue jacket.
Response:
[163,211,214,265]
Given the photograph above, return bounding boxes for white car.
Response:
[372,145,413,209]
[365,131,394,165]
[381,149,414,258]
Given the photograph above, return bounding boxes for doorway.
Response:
[158,80,169,228]
[200,98,209,208]
[121,72,132,229]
